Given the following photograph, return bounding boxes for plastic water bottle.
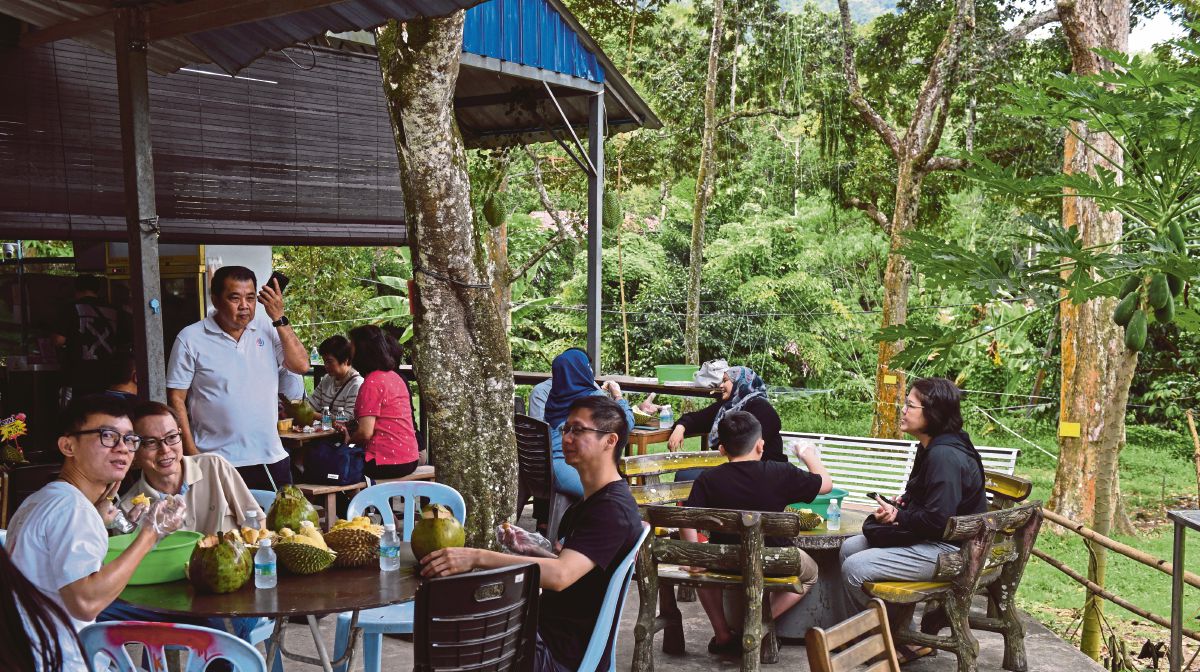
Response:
[245,509,260,532]
[380,524,401,572]
[826,499,842,532]
[254,539,277,589]
[310,346,320,365]
[659,403,673,429]
[321,406,333,430]
[335,406,348,424]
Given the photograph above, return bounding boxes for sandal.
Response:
[897,645,935,664]
[707,632,742,657]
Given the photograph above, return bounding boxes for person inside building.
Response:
[5,395,188,672]
[334,325,419,480]
[307,335,362,420]
[679,411,831,656]
[52,274,128,401]
[839,377,986,664]
[101,349,138,402]
[165,266,310,491]
[420,395,643,672]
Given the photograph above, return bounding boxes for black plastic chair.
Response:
[514,414,572,542]
[3,462,61,525]
[413,563,540,672]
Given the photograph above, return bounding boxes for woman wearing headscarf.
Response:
[543,348,634,499]
[667,366,787,464]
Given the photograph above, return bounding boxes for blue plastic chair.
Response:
[578,523,651,672]
[332,481,467,672]
[80,621,267,671]
[249,488,276,512]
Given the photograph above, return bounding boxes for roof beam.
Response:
[18,11,113,48]
[146,0,350,41]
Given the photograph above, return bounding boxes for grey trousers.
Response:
[839,534,959,610]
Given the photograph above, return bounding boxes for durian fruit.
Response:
[794,508,824,531]
[130,493,151,507]
[275,540,336,575]
[324,526,382,568]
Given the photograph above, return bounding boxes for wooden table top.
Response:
[793,506,870,550]
[118,561,419,619]
[279,428,338,444]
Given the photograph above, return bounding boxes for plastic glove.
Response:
[496,522,553,556]
[144,495,188,540]
[93,482,121,528]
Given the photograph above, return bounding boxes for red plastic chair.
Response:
[79,621,267,672]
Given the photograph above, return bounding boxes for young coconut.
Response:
[411,503,465,561]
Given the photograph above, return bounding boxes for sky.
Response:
[1011,2,1188,53]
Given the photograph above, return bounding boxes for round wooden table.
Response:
[722,505,870,639]
[119,557,420,671]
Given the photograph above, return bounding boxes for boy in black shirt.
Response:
[421,395,642,672]
[681,411,832,656]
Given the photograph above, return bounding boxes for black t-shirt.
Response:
[675,397,788,463]
[538,479,642,670]
[685,460,824,546]
[55,296,125,391]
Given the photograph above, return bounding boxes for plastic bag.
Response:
[495,522,553,556]
[693,359,729,387]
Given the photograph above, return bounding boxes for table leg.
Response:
[308,615,334,672]
[1170,521,1185,672]
[266,618,285,669]
[324,494,336,531]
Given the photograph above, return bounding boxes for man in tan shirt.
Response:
[120,401,264,535]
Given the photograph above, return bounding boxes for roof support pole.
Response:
[585,92,605,372]
[115,8,167,402]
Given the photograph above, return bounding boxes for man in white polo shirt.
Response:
[166,266,310,490]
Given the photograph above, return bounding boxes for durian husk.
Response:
[795,508,824,531]
[274,540,336,574]
[324,527,381,568]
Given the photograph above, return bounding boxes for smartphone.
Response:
[267,270,290,295]
[866,492,897,507]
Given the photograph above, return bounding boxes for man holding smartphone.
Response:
[165,266,310,490]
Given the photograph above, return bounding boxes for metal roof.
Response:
[1,0,483,75]
[463,0,603,84]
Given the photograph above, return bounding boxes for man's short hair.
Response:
[318,335,353,364]
[104,350,137,389]
[129,400,180,428]
[74,274,104,294]
[567,395,628,464]
[717,410,762,457]
[61,394,131,435]
[209,265,256,297]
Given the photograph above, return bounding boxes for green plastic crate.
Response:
[655,364,699,384]
[105,530,203,585]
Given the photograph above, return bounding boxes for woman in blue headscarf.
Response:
[667,366,787,465]
[543,348,634,499]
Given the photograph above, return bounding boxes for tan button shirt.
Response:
[121,454,265,535]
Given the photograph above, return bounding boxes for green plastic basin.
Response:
[787,487,850,514]
[104,530,203,585]
[655,364,699,384]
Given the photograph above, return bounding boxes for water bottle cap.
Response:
[246,510,258,519]
[259,538,271,547]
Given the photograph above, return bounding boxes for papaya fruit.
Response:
[1113,292,1139,326]
[1148,273,1171,309]
[1124,310,1148,352]
[1169,220,1187,253]
[1118,275,1141,299]
[1156,293,1175,324]
[1168,273,1185,297]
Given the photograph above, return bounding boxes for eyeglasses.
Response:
[903,401,924,410]
[561,424,613,437]
[67,428,141,450]
[138,432,183,452]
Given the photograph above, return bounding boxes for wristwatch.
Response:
[271,315,290,328]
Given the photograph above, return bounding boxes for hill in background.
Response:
[779,0,898,23]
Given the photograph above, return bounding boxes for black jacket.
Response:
[674,396,787,463]
[896,431,987,541]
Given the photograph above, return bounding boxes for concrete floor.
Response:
[271,592,1105,672]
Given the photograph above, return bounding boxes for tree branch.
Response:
[844,196,891,232]
[994,7,1060,57]
[911,0,975,167]
[716,107,799,128]
[923,156,971,173]
[837,0,901,160]
[510,147,584,285]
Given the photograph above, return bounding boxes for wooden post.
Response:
[739,511,763,672]
[632,532,657,672]
[1185,410,1200,504]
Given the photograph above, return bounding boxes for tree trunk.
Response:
[1049,0,1131,659]
[684,0,725,366]
[376,13,517,548]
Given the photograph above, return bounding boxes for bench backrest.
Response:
[931,501,1043,594]
[640,504,808,576]
[620,451,727,505]
[780,431,1021,506]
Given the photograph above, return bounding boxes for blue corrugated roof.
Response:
[462,0,603,83]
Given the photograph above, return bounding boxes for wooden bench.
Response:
[297,465,437,530]
[780,431,1021,507]
[862,501,1043,672]
[633,504,809,672]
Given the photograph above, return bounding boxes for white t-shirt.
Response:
[166,311,288,467]
[6,481,106,672]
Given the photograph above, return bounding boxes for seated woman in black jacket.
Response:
[666,366,788,471]
[839,377,986,662]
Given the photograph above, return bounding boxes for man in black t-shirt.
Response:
[681,411,833,656]
[52,275,129,399]
[421,395,642,672]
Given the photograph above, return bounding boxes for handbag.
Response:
[861,515,923,548]
[304,438,365,486]
[693,358,729,387]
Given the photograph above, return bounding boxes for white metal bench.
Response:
[781,431,1020,507]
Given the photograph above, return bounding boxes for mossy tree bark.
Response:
[1049,0,1132,659]
[376,13,517,547]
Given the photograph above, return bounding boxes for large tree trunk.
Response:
[684,0,725,366]
[1049,0,1131,659]
[376,13,517,547]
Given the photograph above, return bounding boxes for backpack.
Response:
[304,438,365,486]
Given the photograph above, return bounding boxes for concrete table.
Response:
[1168,509,1200,672]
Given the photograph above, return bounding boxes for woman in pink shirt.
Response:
[337,325,420,480]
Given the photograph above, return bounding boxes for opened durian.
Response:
[795,508,824,531]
